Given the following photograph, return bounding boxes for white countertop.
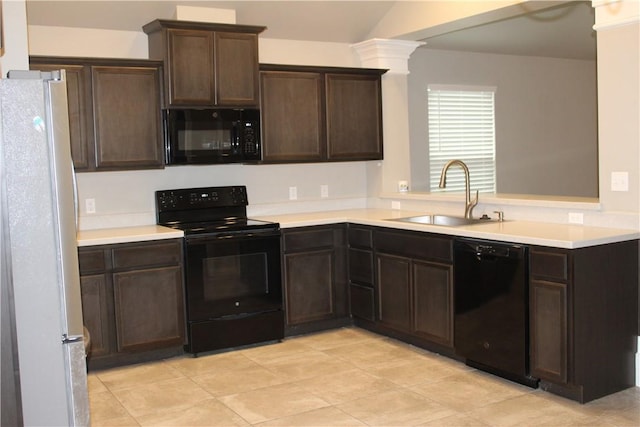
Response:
[77,225,183,247]
[253,209,640,249]
[76,209,640,249]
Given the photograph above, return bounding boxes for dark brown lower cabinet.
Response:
[79,274,111,358]
[530,280,568,384]
[367,228,454,353]
[377,254,412,331]
[529,242,638,403]
[282,225,348,336]
[113,266,184,353]
[78,239,185,370]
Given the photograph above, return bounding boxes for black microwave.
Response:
[163,109,261,165]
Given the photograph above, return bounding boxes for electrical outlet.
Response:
[85,198,96,214]
[289,186,297,200]
[320,185,329,198]
[568,212,583,224]
[391,201,401,210]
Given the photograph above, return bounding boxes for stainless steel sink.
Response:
[387,214,491,227]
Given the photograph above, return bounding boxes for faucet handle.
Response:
[493,210,504,222]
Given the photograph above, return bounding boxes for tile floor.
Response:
[88,327,640,426]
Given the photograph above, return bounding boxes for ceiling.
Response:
[24,1,596,60]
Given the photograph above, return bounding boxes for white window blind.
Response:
[428,85,496,193]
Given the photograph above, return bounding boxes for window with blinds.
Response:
[428,85,496,193]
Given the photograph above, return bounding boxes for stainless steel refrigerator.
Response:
[0,70,90,426]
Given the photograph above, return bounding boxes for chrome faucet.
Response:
[438,159,479,219]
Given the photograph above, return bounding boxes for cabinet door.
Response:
[215,32,260,106]
[29,63,93,170]
[284,249,335,325]
[91,65,163,170]
[260,71,325,162]
[113,266,184,352]
[166,29,214,106]
[80,274,111,357]
[376,253,411,332]
[412,260,453,347]
[326,73,383,161]
[530,279,569,383]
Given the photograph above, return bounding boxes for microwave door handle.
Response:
[231,125,241,155]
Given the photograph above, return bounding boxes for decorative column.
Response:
[591,0,640,214]
[351,39,424,197]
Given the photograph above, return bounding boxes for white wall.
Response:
[407,48,598,197]
[0,0,29,74]
[24,2,640,231]
[27,25,371,229]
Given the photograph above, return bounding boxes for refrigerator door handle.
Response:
[71,163,78,228]
[62,334,83,344]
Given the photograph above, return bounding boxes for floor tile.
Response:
[192,363,289,397]
[91,415,141,427]
[337,388,457,426]
[410,370,533,411]
[467,393,598,426]
[323,337,426,368]
[110,377,212,418]
[95,360,183,391]
[165,351,258,378]
[239,339,318,365]
[294,368,399,404]
[256,406,366,426]
[87,373,109,394]
[289,327,382,351]
[259,349,357,381]
[88,390,132,424]
[419,413,492,426]
[366,353,472,386]
[135,398,250,426]
[218,382,330,424]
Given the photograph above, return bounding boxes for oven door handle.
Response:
[185,229,281,243]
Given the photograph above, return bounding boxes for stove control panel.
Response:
[156,186,248,211]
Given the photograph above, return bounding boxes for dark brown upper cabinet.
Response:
[143,20,265,108]
[260,64,385,163]
[30,56,164,172]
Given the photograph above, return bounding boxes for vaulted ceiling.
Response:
[24,1,596,60]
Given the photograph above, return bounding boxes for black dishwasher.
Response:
[454,238,538,387]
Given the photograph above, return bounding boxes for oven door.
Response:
[184,230,282,321]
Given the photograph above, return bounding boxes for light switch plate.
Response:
[320,185,329,198]
[611,171,629,192]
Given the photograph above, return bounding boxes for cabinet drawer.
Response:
[283,227,334,252]
[349,248,373,284]
[374,229,452,262]
[112,240,182,270]
[530,249,569,282]
[348,226,372,248]
[78,249,107,274]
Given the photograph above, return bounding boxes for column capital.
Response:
[351,38,425,74]
[592,0,640,31]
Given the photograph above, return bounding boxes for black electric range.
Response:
[155,186,284,354]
